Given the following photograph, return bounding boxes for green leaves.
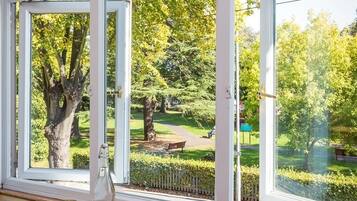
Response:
[276,12,357,163]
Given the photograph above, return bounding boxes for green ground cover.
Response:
[33,111,357,175]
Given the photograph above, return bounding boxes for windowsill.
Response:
[0,189,65,201]
[116,187,212,201]
[3,177,211,201]
[262,190,315,201]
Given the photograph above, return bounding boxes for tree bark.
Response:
[44,87,80,168]
[160,97,167,113]
[143,97,156,141]
[71,104,81,140]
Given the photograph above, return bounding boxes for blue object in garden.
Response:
[240,123,253,132]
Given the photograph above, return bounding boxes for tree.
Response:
[131,0,170,141]
[332,14,357,152]
[32,14,89,168]
[238,27,260,128]
[277,12,355,170]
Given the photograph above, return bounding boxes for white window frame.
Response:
[259,1,315,201]
[17,1,126,183]
[1,0,237,200]
[215,0,235,200]
[113,0,131,184]
[92,0,237,200]
[90,0,132,196]
[1,0,17,186]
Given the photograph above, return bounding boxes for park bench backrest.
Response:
[167,141,186,151]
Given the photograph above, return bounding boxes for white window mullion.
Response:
[89,0,107,198]
[114,0,131,184]
[215,0,235,200]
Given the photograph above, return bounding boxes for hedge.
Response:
[277,169,357,201]
[73,152,357,200]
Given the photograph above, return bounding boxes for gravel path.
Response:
[161,123,214,148]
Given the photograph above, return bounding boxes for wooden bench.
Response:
[166,141,186,152]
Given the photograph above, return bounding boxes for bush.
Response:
[31,90,48,162]
[31,133,48,162]
[72,151,357,200]
[278,169,357,201]
[180,100,215,127]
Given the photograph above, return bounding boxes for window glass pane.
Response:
[106,10,117,173]
[275,0,357,200]
[105,0,217,199]
[30,13,90,170]
[237,5,260,200]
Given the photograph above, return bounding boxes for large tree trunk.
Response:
[43,87,80,168]
[143,97,156,141]
[71,116,81,140]
[45,112,75,168]
[160,97,167,113]
[71,104,81,140]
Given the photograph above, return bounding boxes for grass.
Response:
[31,110,357,175]
[140,111,213,137]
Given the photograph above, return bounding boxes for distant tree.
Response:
[238,27,260,128]
[131,0,170,141]
[277,12,354,170]
[332,14,357,151]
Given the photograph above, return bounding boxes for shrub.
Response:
[180,100,215,127]
[72,151,357,200]
[277,169,357,201]
[31,132,48,162]
[31,90,48,162]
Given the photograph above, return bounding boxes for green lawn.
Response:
[32,110,357,175]
[132,111,213,137]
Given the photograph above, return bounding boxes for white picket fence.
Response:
[133,168,259,201]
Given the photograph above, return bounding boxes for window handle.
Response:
[258,88,277,100]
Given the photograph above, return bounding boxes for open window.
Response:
[260,0,357,200]
[1,0,238,200]
[17,0,126,183]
